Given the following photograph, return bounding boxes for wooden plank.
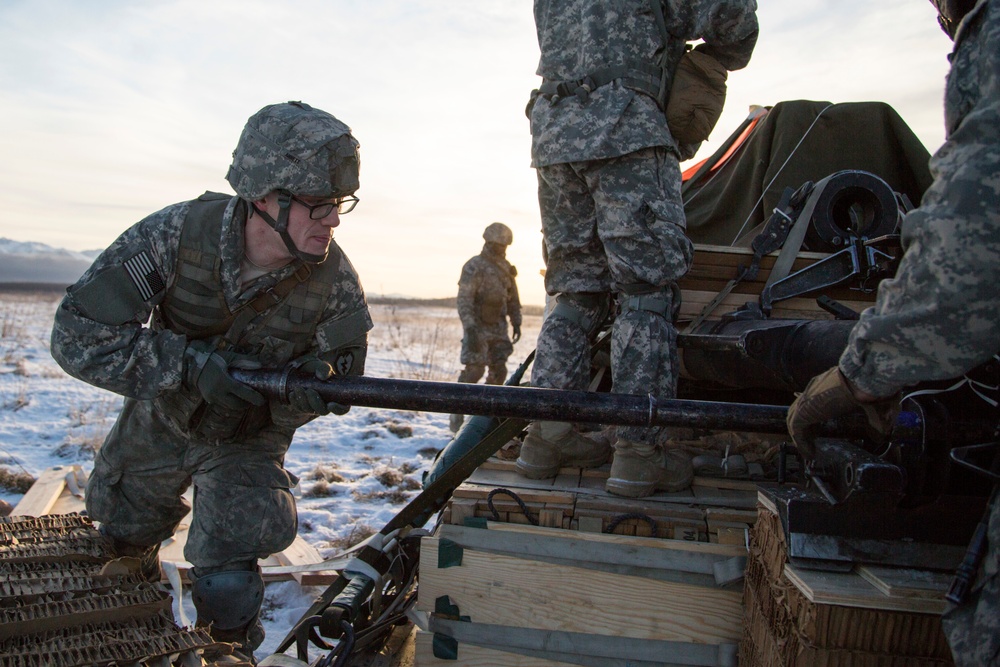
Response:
[418,537,743,644]
[415,630,578,667]
[275,536,337,585]
[704,507,758,525]
[716,526,748,546]
[783,564,946,615]
[441,522,745,570]
[10,465,76,517]
[677,289,874,322]
[453,482,576,506]
[856,565,952,601]
[691,476,758,492]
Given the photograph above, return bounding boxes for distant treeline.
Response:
[369,295,544,317]
[0,283,69,295]
[0,284,546,316]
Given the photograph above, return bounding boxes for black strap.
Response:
[220,263,313,348]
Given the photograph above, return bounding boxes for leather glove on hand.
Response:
[286,355,350,416]
[786,366,900,462]
[184,340,265,410]
[511,324,521,344]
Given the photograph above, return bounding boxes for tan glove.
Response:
[786,366,900,461]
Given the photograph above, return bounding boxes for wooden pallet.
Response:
[677,243,879,323]
[12,465,336,585]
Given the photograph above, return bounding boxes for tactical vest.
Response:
[153,191,341,443]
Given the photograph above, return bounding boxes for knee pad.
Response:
[191,566,264,631]
[550,292,611,338]
[618,284,679,320]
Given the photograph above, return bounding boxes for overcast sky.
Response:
[0,0,952,306]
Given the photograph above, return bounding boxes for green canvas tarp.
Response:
[681,100,934,246]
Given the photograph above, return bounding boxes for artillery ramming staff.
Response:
[233,368,797,434]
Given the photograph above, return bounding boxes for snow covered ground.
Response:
[0,288,542,661]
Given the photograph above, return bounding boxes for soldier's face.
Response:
[286,194,340,256]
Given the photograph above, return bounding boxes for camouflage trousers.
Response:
[460,322,514,385]
[943,486,1000,666]
[532,147,691,445]
[86,397,299,570]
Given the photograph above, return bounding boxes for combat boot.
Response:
[191,566,265,664]
[515,421,611,479]
[606,440,694,498]
[100,529,162,583]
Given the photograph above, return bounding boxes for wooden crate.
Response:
[414,521,748,667]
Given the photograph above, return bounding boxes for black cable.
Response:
[486,487,538,525]
[606,512,658,538]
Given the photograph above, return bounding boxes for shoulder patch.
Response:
[334,351,355,376]
[123,251,166,301]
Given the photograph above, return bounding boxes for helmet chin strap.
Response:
[253,192,329,264]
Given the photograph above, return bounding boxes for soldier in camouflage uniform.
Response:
[50,101,373,659]
[449,222,523,433]
[787,1,1000,664]
[515,0,759,498]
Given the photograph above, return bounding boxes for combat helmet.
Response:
[929,0,977,38]
[483,222,513,246]
[226,101,361,263]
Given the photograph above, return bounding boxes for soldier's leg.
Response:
[452,324,490,432]
[451,363,486,432]
[517,162,613,478]
[85,398,193,582]
[185,450,298,657]
[485,334,514,385]
[942,487,1000,667]
[456,363,486,384]
[583,147,695,497]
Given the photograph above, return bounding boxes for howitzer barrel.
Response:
[233,368,801,434]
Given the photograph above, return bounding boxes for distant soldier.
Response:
[50,101,372,660]
[787,1,1000,665]
[449,222,522,433]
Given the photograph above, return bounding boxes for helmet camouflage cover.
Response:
[483,222,513,245]
[226,101,360,200]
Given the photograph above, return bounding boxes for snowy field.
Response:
[0,287,542,660]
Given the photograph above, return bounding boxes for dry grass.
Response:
[377,305,460,381]
[0,467,36,493]
[54,431,104,460]
[324,523,377,552]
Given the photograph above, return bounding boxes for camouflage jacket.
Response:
[840,0,1000,397]
[529,0,758,167]
[457,247,522,331]
[51,194,372,405]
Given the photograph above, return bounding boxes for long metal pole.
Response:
[232,368,797,434]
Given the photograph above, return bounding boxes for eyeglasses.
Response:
[288,193,360,219]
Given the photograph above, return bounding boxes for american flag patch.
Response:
[123,251,165,301]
